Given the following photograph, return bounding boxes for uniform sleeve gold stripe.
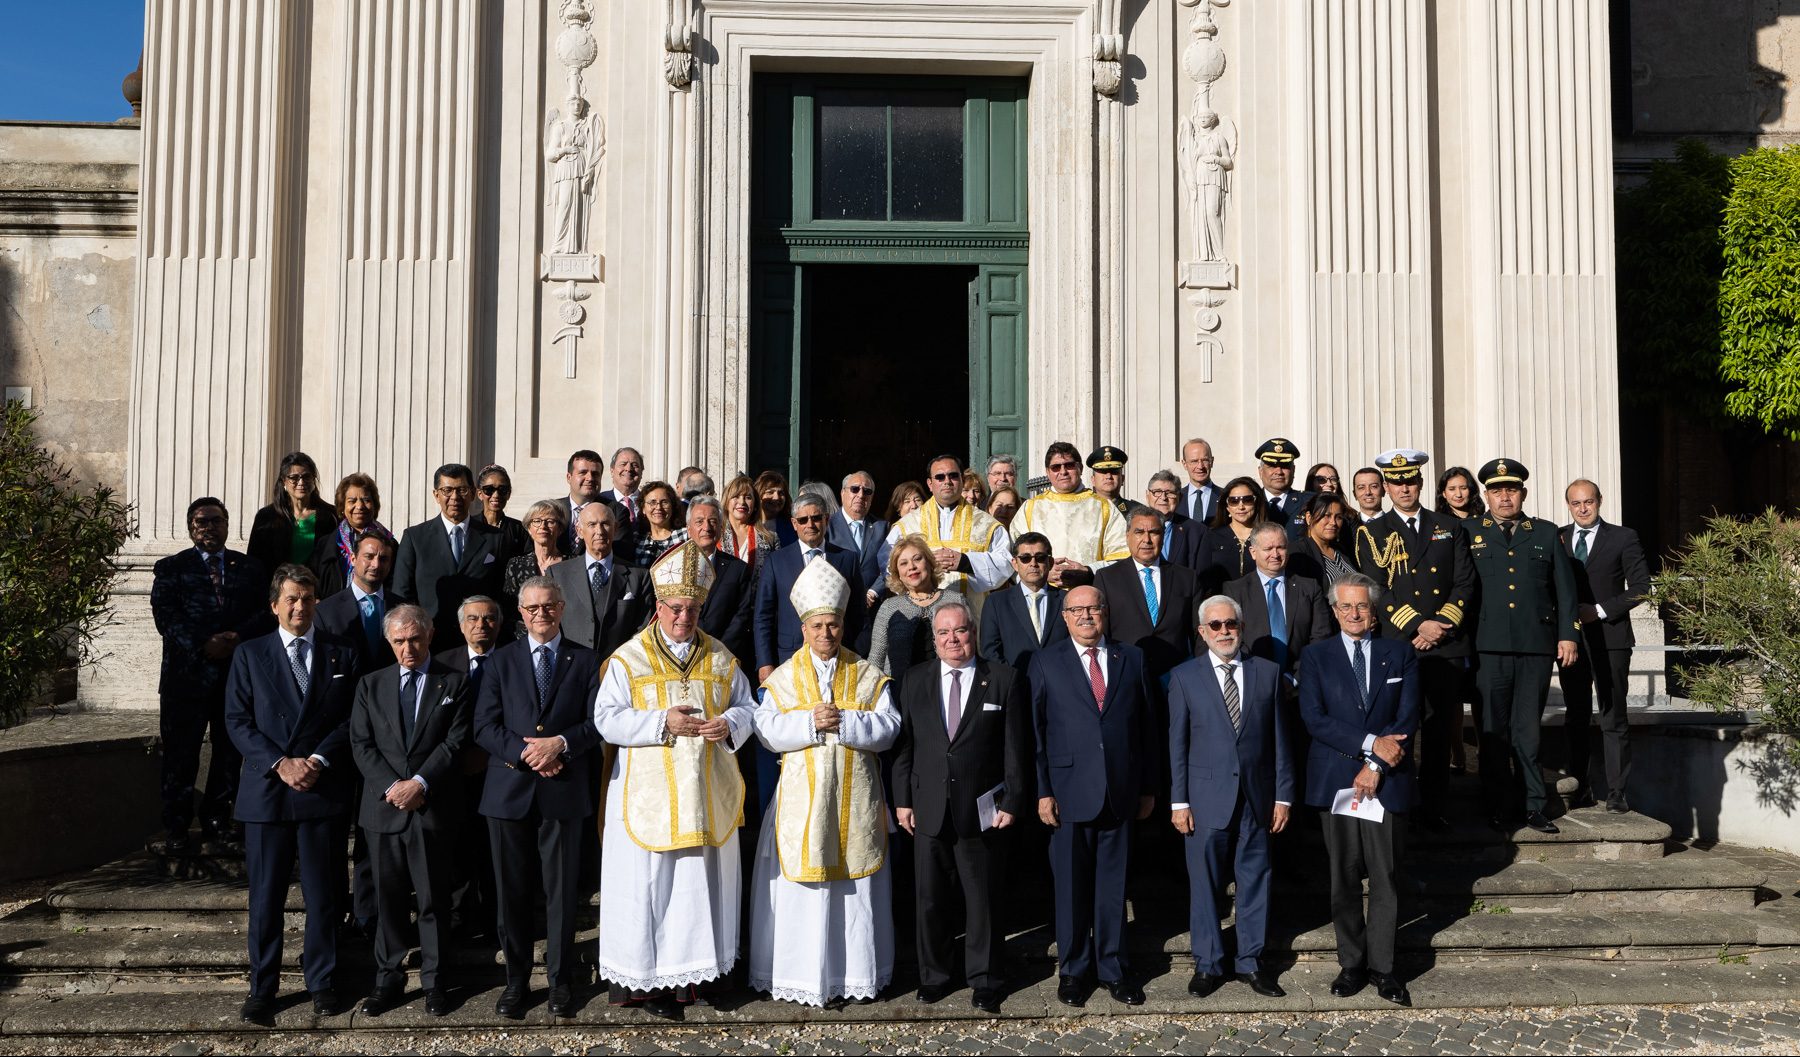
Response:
[1438,603,1464,626]
[1391,605,1420,628]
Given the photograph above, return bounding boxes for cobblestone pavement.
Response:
[7,1001,1795,1056]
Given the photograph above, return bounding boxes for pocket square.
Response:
[483,553,496,564]
[982,702,1003,712]
[332,673,347,680]
[1385,677,1403,684]
[623,590,635,600]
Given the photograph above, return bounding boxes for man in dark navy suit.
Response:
[314,528,399,671]
[1145,470,1207,571]
[1298,573,1420,1006]
[754,493,867,682]
[979,532,1068,671]
[828,470,889,608]
[392,463,505,651]
[223,564,362,1025]
[685,496,755,670]
[1168,593,1294,1000]
[1093,508,1199,680]
[1030,585,1156,1009]
[150,496,267,852]
[474,575,605,1020]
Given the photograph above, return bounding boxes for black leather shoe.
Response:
[1056,975,1091,1007]
[495,983,528,1020]
[643,992,684,1021]
[1241,969,1286,998]
[311,988,345,1016]
[1525,811,1560,834]
[1607,795,1630,814]
[239,994,275,1027]
[361,985,403,1016]
[971,988,1003,1014]
[1104,978,1145,1005]
[548,984,575,1017]
[916,983,951,1004]
[1187,971,1225,998]
[1371,970,1412,1006]
[1567,787,1597,809]
[1329,967,1368,998]
[423,988,451,1016]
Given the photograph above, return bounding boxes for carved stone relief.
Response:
[543,0,606,378]
[1177,0,1235,382]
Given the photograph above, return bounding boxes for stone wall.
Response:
[0,121,138,494]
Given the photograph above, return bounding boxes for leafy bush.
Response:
[0,401,134,727]
[1718,145,1800,437]
[1653,509,1800,763]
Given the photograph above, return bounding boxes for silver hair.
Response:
[457,595,501,621]
[1249,521,1288,548]
[382,603,434,638]
[932,598,977,632]
[518,575,565,604]
[841,470,875,490]
[686,494,724,520]
[1129,507,1166,531]
[1147,469,1181,487]
[1196,593,1244,625]
[986,454,1018,474]
[681,472,716,498]
[792,492,829,516]
[1327,571,1384,606]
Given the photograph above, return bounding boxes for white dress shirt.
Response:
[583,552,615,583]
[1019,583,1050,641]
[1133,559,1162,611]
[274,625,330,770]
[1568,521,1607,618]
[938,659,977,732]
[1171,650,1287,811]
[1071,640,1109,686]
[1341,631,1381,758]
[523,631,569,754]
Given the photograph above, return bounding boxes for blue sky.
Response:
[0,2,144,122]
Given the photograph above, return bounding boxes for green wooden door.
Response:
[750,75,1028,482]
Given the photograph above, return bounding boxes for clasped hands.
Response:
[274,756,322,792]
[812,703,841,734]
[384,778,426,812]
[521,736,566,777]
[1353,732,1409,803]
[667,704,731,742]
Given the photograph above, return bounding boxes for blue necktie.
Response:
[1142,566,1160,625]
[534,645,554,706]
[289,638,311,696]
[359,593,383,652]
[451,523,465,564]
[1161,527,1172,561]
[1353,638,1370,711]
[400,669,419,742]
[1266,577,1288,670]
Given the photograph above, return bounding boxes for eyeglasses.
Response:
[1204,619,1242,631]
[1047,461,1080,473]
[527,517,561,529]
[1147,488,1179,500]
[930,473,961,482]
[793,514,825,525]
[282,473,313,485]
[1225,495,1257,506]
[1312,476,1340,487]
[191,515,227,527]
[1065,604,1106,616]
[435,486,473,498]
[520,602,564,615]
[846,485,873,495]
[1332,602,1374,614]
[1015,553,1051,565]
[478,484,510,496]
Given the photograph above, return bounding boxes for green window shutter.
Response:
[972,264,1028,468]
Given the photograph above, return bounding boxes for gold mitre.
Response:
[651,541,715,602]
[789,554,850,622]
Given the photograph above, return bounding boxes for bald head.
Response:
[1062,584,1107,646]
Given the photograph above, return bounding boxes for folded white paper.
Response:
[1331,786,1386,823]
[977,783,1006,831]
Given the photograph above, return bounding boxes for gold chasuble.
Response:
[1016,488,1129,566]
[763,647,892,882]
[608,627,745,852]
[896,498,1001,594]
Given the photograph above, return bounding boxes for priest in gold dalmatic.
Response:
[748,557,902,1007]
[594,542,757,1021]
[1014,440,1129,587]
[878,453,1014,601]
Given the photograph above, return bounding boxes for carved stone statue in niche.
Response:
[1177,106,1237,263]
[545,97,606,256]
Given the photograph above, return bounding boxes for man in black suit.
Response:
[980,531,1069,671]
[150,497,267,853]
[1225,523,1333,688]
[223,564,362,1025]
[552,449,607,556]
[351,604,473,1018]
[315,528,398,672]
[829,470,889,603]
[1180,438,1224,525]
[1352,449,1476,831]
[1255,438,1315,536]
[597,446,648,554]
[1031,585,1157,1009]
[437,595,503,941]
[1145,470,1206,570]
[549,501,653,659]
[1093,508,1199,680]
[753,493,867,682]
[893,602,1032,1014]
[1559,479,1650,813]
[475,575,606,1020]
[392,463,504,651]
[685,496,755,669]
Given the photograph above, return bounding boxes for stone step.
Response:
[2,955,1797,1037]
[1273,854,1768,913]
[1405,806,1672,862]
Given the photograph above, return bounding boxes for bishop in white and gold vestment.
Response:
[748,557,902,1006]
[594,543,757,1017]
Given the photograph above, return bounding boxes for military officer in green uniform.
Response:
[1352,448,1476,833]
[1087,445,1137,518]
[1466,459,1579,834]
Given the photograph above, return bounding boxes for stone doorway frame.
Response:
[681,0,1107,476]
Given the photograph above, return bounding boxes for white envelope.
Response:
[976,783,1006,831]
[1331,786,1386,823]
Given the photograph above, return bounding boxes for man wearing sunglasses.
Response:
[392,463,505,651]
[979,532,1069,671]
[754,493,868,685]
[1014,441,1130,588]
[1168,594,1293,1000]
[878,454,1014,601]
[1255,438,1315,538]
[829,470,889,599]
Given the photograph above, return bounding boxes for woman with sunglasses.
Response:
[248,451,338,574]
[632,480,683,567]
[1305,462,1343,495]
[1196,476,1268,596]
[308,472,389,597]
[474,464,528,566]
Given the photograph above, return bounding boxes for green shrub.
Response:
[1718,145,1800,437]
[0,401,134,727]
